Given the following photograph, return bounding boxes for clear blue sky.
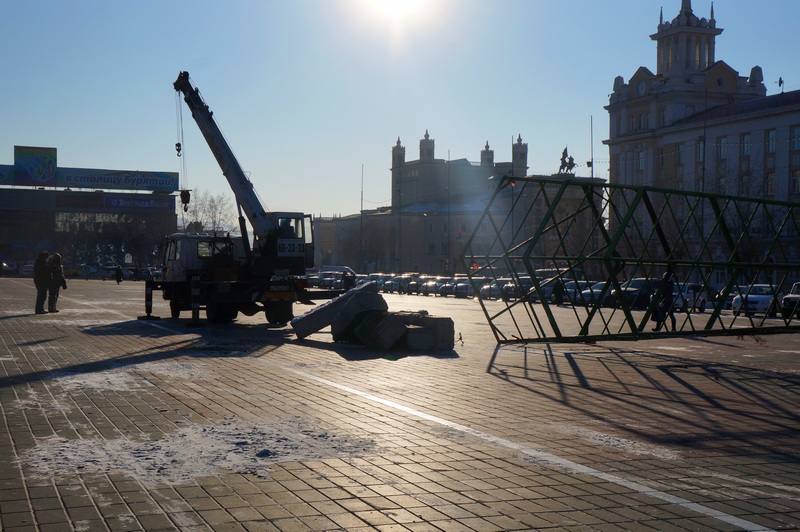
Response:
[2,0,796,218]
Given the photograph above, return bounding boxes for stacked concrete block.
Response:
[331,291,388,342]
[291,281,378,339]
[291,282,455,351]
[393,311,455,350]
[354,312,407,350]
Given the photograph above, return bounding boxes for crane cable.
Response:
[175,91,191,213]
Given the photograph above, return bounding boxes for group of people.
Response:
[33,251,68,314]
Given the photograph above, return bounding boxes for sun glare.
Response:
[350,0,438,37]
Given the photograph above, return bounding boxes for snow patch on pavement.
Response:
[21,417,377,484]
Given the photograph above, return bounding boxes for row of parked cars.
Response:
[5,260,162,281]
[354,271,800,318]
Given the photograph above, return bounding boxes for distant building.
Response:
[604,0,800,284]
[0,146,177,267]
[316,132,530,275]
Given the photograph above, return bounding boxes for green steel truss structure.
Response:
[462,175,800,344]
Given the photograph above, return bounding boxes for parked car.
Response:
[673,283,710,313]
[579,281,611,306]
[64,264,99,278]
[438,278,459,297]
[501,276,533,300]
[608,278,659,310]
[781,282,800,319]
[528,276,565,303]
[479,279,512,300]
[563,280,594,304]
[453,277,487,299]
[732,284,781,317]
[21,263,35,277]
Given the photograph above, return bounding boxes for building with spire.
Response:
[604,0,800,283]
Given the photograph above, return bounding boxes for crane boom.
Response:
[173,71,278,237]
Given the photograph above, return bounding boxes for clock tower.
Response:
[605,0,766,188]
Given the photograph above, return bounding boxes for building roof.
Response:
[672,89,800,126]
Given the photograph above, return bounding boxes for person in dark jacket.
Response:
[115,265,124,284]
[47,253,67,313]
[653,267,675,331]
[33,251,51,314]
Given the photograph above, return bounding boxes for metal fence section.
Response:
[461,175,800,344]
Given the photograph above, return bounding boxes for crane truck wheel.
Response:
[206,303,237,324]
[265,302,293,325]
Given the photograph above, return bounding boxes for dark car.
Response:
[609,278,659,310]
[501,276,533,300]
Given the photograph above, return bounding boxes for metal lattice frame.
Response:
[462,175,800,344]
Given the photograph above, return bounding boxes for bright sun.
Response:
[367,0,425,26]
[350,0,437,35]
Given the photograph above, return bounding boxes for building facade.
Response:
[604,0,800,283]
[0,146,178,269]
[315,132,530,275]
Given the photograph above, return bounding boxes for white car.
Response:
[732,284,780,317]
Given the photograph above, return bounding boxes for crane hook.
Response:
[175,142,182,157]
[180,190,191,212]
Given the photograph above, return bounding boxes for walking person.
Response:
[653,267,676,331]
[47,253,67,313]
[115,265,124,284]
[33,251,51,314]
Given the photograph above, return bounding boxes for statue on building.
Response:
[559,147,576,174]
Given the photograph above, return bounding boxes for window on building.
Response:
[717,136,727,160]
[428,243,435,255]
[646,112,651,129]
[660,107,667,127]
[792,154,800,194]
[740,171,750,196]
[676,143,684,165]
[637,150,645,171]
[638,115,643,129]
[696,138,705,163]
[766,171,775,195]
[766,129,777,154]
[792,125,800,151]
[630,116,635,131]
[740,133,750,156]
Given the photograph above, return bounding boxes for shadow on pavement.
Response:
[487,342,800,457]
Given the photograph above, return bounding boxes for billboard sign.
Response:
[2,146,179,192]
[13,146,57,186]
[58,168,178,192]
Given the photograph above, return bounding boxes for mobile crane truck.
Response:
[141,71,324,325]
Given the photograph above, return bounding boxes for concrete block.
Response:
[394,311,455,350]
[404,325,436,351]
[354,312,407,350]
[331,291,389,342]
[291,281,377,339]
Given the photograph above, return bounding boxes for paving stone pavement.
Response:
[1,277,799,531]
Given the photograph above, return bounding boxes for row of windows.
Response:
[626,125,800,172]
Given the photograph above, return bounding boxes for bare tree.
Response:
[180,189,237,234]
